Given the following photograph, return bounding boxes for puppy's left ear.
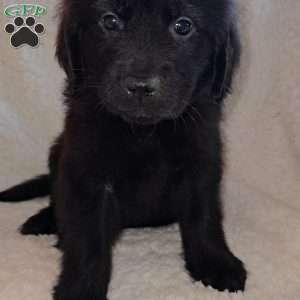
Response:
[56,4,84,92]
[212,26,241,102]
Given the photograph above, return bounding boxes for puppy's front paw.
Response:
[187,251,247,293]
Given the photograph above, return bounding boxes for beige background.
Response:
[0,1,300,299]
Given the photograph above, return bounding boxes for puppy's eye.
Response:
[173,17,194,36]
[102,13,123,31]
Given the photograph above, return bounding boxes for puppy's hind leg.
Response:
[20,206,57,235]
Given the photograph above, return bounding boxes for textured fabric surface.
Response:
[0,1,299,299]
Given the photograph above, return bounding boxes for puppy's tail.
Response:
[0,174,50,202]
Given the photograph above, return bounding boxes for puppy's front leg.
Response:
[54,169,120,300]
[179,175,247,293]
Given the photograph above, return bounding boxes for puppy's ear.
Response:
[212,26,240,102]
[56,5,83,87]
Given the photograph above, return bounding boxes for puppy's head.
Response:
[57,0,240,125]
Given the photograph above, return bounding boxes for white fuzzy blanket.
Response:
[0,1,299,299]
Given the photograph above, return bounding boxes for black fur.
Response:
[0,175,49,202]
[0,0,246,299]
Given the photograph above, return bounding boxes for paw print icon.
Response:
[5,16,45,48]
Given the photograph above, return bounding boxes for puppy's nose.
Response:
[124,77,160,97]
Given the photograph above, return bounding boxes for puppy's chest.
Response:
[125,147,169,182]
[119,150,186,207]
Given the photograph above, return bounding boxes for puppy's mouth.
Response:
[104,102,169,125]
[122,114,160,125]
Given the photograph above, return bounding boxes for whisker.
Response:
[187,110,197,127]
[189,104,206,125]
[95,101,105,113]
[180,115,188,131]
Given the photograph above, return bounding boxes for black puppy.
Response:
[0,0,246,299]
